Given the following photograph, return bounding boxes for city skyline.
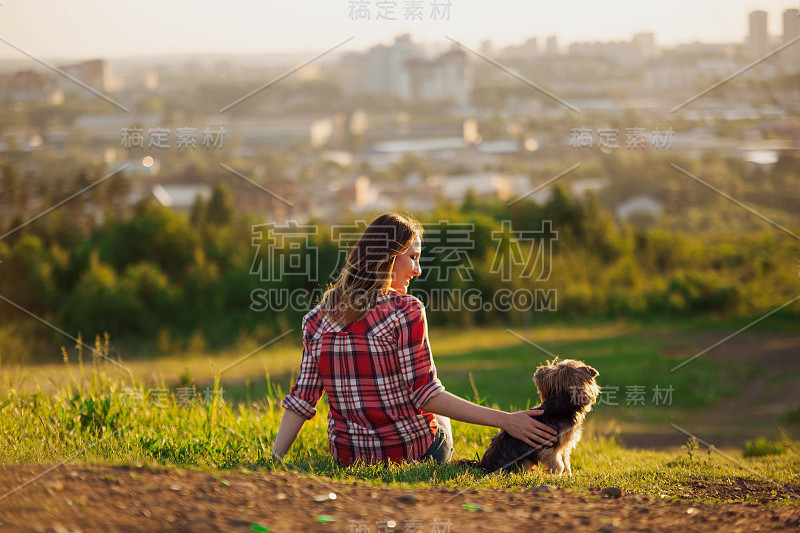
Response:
[0,1,796,61]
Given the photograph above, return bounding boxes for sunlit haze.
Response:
[0,0,794,60]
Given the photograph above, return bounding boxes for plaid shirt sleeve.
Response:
[395,296,445,410]
[282,313,324,420]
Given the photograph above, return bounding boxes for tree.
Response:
[61,251,144,337]
[93,200,197,280]
[190,194,208,227]
[205,182,234,227]
[1,164,24,214]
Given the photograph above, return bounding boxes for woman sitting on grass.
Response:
[271,212,557,465]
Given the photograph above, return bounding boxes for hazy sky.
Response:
[0,1,795,60]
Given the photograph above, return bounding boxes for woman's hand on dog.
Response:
[502,409,558,448]
[420,392,558,447]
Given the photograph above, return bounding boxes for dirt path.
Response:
[616,329,800,449]
[0,464,798,532]
[688,332,799,437]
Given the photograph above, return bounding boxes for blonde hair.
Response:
[320,213,423,325]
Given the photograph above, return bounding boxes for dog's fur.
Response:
[467,358,599,475]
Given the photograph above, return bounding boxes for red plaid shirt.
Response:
[282,290,445,464]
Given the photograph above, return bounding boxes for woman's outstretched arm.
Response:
[421,391,558,448]
[271,409,306,459]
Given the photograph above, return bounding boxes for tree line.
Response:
[0,175,797,364]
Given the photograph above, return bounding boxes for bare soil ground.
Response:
[1,464,798,533]
[616,329,800,449]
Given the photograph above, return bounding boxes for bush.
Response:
[743,437,785,458]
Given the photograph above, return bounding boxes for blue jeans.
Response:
[419,425,454,463]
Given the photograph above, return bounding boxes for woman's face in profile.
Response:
[389,237,422,294]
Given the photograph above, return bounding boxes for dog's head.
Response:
[533,358,600,410]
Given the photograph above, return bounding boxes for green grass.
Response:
[1,319,798,505]
[436,332,759,413]
[215,320,761,431]
[3,313,790,398]
[1,361,798,505]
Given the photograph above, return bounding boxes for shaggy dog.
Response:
[469,358,600,475]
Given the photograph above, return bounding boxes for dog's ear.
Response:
[533,365,553,399]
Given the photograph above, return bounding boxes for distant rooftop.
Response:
[151,184,211,209]
[368,137,469,154]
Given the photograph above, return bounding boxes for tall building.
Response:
[545,36,559,57]
[59,59,113,95]
[783,8,800,63]
[524,37,538,58]
[632,32,658,59]
[406,49,472,106]
[340,52,366,96]
[364,34,423,100]
[354,34,470,105]
[365,44,390,95]
[748,10,769,59]
[0,69,63,104]
[387,34,420,101]
[501,36,538,60]
[479,39,494,57]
